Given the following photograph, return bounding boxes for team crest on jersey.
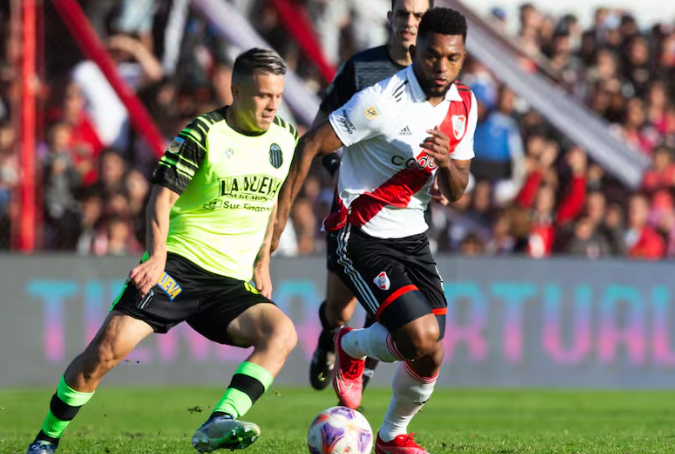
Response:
[452,115,466,139]
[269,143,283,169]
[224,148,234,158]
[364,105,380,121]
[167,136,185,154]
[374,271,390,291]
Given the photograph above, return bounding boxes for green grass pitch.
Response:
[0,387,674,453]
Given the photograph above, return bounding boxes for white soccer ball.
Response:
[307,406,373,454]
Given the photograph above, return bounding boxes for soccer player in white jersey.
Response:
[272,8,475,454]
[309,0,433,397]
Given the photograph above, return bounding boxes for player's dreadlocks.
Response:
[418,7,468,43]
[232,48,286,85]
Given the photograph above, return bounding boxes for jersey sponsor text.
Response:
[219,174,283,202]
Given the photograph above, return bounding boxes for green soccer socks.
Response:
[212,361,274,418]
[35,376,94,445]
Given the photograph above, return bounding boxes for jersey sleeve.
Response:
[151,120,208,194]
[320,59,357,114]
[328,85,392,148]
[452,92,478,161]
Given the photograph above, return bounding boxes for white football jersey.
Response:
[325,66,477,239]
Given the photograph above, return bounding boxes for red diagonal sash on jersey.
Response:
[325,89,472,231]
[347,155,433,228]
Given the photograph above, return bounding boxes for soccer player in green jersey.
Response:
[26,48,299,454]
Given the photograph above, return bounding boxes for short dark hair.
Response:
[391,0,434,10]
[418,7,468,43]
[232,48,286,85]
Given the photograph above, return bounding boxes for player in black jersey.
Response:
[310,0,434,395]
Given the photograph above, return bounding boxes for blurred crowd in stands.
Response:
[1,0,675,260]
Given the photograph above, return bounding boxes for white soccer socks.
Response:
[341,323,406,362]
[379,361,438,441]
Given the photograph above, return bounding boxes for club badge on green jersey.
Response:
[269,143,283,169]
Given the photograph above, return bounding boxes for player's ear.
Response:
[231,83,239,101]
[387,10,392,28]
[409,44,417,60]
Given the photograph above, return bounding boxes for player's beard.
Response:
[419,76,454,99]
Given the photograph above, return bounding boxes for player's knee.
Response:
[396,316,439,360]
[266,317,298,357]
[427,342,444,368]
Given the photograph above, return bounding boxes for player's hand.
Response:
[253,260,273,299]
[421,126,451,169]
[129,254,166,297]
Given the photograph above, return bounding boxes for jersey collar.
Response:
[406,66,463,103]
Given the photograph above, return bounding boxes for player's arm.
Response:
[315,60,356,176]
[424,94,478,202]
[435,157,471,202]
[130,121,207,295]
[253,203,277,299]
[129,185,180,295]
[313,110,343,178]
[257,203,278,264]
[271,87,389,252]
[272,121,343,251]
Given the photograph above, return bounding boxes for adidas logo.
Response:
[399,125,412,136]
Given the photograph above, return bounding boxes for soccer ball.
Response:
[307,406,373,454]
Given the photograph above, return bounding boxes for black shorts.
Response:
[326,186,342,274]
[326,198,433,275]
[111,253,274,346]
[329,224,447,339]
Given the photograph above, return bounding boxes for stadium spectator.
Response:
[0,120,17,247]
[485,211,517,255]
[92,213,142,256]
[75,188,103,256]
[290,197,317,256]
[625,193,665,259]
[71,33,163,153]
[45,83,104,186]
[472,85,525,185]
[642,145,675,193]
[4,0,675,263]
[42,122,81,250]
[95,149,127,203]
[513,145,587,257]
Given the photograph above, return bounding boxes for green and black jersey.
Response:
[151,107,297,282]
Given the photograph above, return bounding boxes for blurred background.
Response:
[1,0,674,260]
[1,0,675,388]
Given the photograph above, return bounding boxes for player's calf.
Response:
[27,312,153,452]
[193,305,297,451]
[311,282,359,390]
[246,310,298,371]
[377,342,444,452]
[205,304,297,420]
[65,312,154,390]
